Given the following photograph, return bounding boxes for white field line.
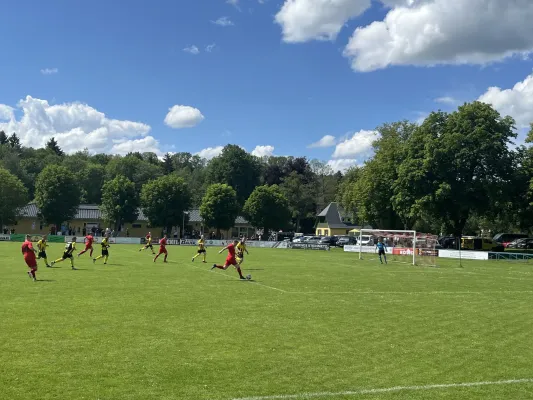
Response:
[231,378,533,400]
[289,290,533,295]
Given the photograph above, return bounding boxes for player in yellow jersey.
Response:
[191,235,207,263]
[36,235,51,268]
[139,232,155,254]
[236,237,249,265]
[93,235,110,265]
[51,237,77,270]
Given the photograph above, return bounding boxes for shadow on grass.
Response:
[37,279,56,282]
[244,268,264,271]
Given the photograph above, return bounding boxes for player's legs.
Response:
[52,254,75,269]
[38,251,50,267]
[26,260,37,281]
[154,249,165,262]
[233,261,245,279]
[89,246,94,257]
[211,262,230,270]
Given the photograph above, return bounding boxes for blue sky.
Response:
[1,0,533,171]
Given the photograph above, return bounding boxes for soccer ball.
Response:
[246,274,252,280]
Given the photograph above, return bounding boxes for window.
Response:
[323,230,328,236]
[317,229,322,235]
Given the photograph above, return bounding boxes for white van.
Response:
[359,235,372,245]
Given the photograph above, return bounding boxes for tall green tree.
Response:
[0,131,7,145]
[200,184,239,237]
[206,145,262,205]
[280,171,314,232]
[100,175,139,231]
[106,155,163,191]
[140,175,191,236]
[0,168,28,230]
[243,185,291,235]
[78,164,105,204]
[35,165,81,228]
[393,102,517,237]
[309,160,338,213]
[8,133,21,152]
[337,167,361,223]
[162,153,174,174]
[46,137,64,156]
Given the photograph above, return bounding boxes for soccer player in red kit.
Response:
[212,239,248,280]
[22,235,38,281]
[153,235,168,263]
[78,234,95,258]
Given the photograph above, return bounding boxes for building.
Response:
[11,204,254,239]
[187,209,254,239]
[315,202,369,236]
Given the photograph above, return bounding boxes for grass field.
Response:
[1,242,533,400]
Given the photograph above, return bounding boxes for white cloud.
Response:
[344,0,533,72]
[327,159,360,172]
[164,105,205,129]
[41,68,58,75]
[434,96,457,105]
[196,146,224,160]
[332,129,377,158]
[183,45,200,55]
[227,0,240,8]
[212,16,234,26]
[251,145,275,157]
[206,43,216,53]
[275,0,370,43]
[0,95,157,155]
[0,104,14,121]
[308,134,336,148]
[478,72,533,129]
[110,136,161,155]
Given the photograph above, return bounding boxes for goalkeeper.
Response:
[376,238,388,264]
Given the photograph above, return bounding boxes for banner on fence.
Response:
[290,243,330,251]
[344,245,392,254]
[0,234,10,241]
[245,241,278,248]
[439,250,489,260]
[63,236,141,245]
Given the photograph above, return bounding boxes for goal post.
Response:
[358,229,438,267]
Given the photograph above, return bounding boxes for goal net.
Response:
[358,229,438,267]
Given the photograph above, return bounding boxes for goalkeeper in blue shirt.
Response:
[376,238,388,264]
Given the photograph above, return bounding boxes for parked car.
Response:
[461,236,504,252]
[305,236,321,244]
[513,238,533,250]
[493,233,528,247]
[319,236,338,246]
[506,238,528,249]
[336,236,357,247]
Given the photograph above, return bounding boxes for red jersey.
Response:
[159,238,167,248]
[22,240,35,258]
[86,235,94,245]
[227,243,236,257]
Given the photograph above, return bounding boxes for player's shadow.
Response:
[37,279,56,282]
[244,268,264,271]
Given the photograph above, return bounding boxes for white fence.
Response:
[63,236,141,245]
[0,234,10,241]
[438,250,489,260]
[344,245,392,254]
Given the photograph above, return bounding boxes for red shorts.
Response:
[225,257,237,266]
[24,257,37,268]
[159,247,167,254]
[85,244,93,250]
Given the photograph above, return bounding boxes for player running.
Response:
[376,238,388,264]
[51,237,77,270]
[236,237,249,265]
[153,235,168,263]
[93,235,110,265]
[22,235,38,281]
[77,234,95,258]
[191,235,207,263]
[212,239,249,280]
[36,235,51,268]
[139,232,155,254]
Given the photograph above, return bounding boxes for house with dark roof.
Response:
[315,202,369,236]
[11,204,254,239]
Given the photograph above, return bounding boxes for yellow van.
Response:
[461,236,503,252]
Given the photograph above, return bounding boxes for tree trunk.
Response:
[296,216,300,233]
[216,228,221,240]
[453,217,468,250]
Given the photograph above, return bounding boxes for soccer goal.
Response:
[358,229,438,267]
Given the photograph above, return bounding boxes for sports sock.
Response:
[215,265,224,269]
[104,255,109,263]
[237,267,244,278]
[31,268,36,278]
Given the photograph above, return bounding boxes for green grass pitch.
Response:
[1,242,533,400]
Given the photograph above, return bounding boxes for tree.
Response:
[78,164,105,204]
[393,102,517,237]
[309,160,338,213]
[35,165,81,228]
[280,171,314,232]
[243,185,291,235]
[206,145,262,205]
[106,155,163,191]
[337,167,361,222]
[0,131,7,145]
[200,184,239,238]
[162,153,174,174]
[140,175,191,236]
[0,168,28,230]
[8,133,21,152]
[46,137,64,156]
[101,176,139,231]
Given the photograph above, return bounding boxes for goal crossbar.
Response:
[359,229,417,265]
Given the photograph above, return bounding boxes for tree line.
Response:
[1,101,531,238]
[0,137,340,236]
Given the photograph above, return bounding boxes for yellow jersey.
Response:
[237,242,247,257]
[101,237,110,249]
[198,239,205,251]
[146,236,152,245]
[37,239,47,252]
[64,241,76,255]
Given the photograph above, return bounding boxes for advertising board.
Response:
[290,243,330,251]
[345,245,392,254]
[0,234,11,241]
[438,250,489,260]
[63,236,141,245]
